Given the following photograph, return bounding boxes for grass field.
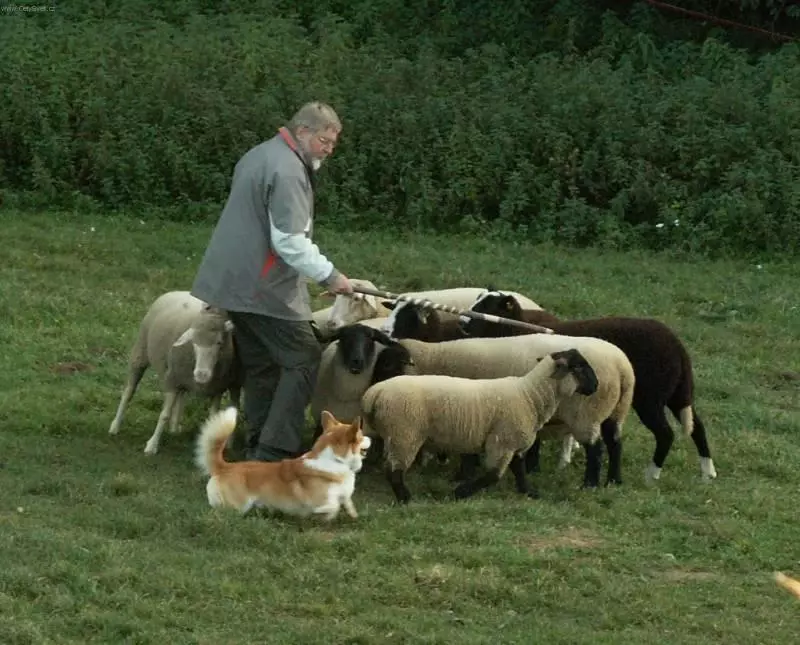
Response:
[2,208,799,644]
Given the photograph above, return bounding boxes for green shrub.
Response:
[1,3,798,256]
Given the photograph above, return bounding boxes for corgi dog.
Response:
[195,407,371,520]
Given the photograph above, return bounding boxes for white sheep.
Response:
[320,281,543,335]
[361,349,600,503]
[108,290,241,455]
[362,331,636,488]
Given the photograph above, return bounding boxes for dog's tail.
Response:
[194,406,237,477]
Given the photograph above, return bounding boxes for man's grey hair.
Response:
[288,102,342,135]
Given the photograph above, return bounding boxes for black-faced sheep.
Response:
[377,287,544,340]
[362,349,599,503]
[463,292,717,483]
[309,322,403,443]
[108,291,241,455]
[342,326,636,489]
[321,283,543,336]
[375,302,581,472]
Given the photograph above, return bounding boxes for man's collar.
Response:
[278,126,315,173]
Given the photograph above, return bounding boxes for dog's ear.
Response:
[320,410,336,431]
[351,415,362,432]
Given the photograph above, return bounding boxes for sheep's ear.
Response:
[370,328,396,347]
[381,300,397,311]
[173,328,195,347]
[550,356,570,379]
[309,321,327,343]
[224,320,234,333]
[417,308,430,323]
[363,294,379,313]
[504,296,516,311]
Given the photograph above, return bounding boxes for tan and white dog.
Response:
[195,407,371,520]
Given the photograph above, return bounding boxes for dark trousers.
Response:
[229,311,321,460]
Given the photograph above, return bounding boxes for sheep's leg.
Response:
[523,437,542,473]
[207,394,222,416]
[108,363,148,435]
[557,435,579,468]
[386,468,412,504]
[168,391,186,434]
[601,419,623,485]
[228,385,242,409]
[453,453,481,481]
[581,439,603,489]
[454,445,513,500]
[509,454,539,499]
[670,404,716,480]
[144,391,178,455]
[637,403,674,484]
[385,437,425,504]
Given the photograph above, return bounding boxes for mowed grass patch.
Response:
[1,209,799,644]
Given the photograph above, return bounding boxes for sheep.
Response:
[377,287,543,339]
[322,281,543,335]
[308,322,400,443]
[341,326,636,489]
[361,349,599,503]
[375,302,581,472]
[462,291,717,483]
[108,290,241,455]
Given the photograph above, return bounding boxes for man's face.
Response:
[297,126,340,169]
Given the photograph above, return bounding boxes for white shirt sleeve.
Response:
[269,214,335,283]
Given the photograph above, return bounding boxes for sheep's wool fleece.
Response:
[362,357,574,465]
[395,333,636,442]
[134,291,234,393]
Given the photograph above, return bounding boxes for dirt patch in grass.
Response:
[523,526,604,553]
[661,568,717,582]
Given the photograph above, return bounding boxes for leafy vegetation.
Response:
[1,1,799,256]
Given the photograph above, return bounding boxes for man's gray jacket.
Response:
[191,128,341,321]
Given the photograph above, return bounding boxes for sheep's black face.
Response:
[370,343,414,385]
[332,324,399,375]
[460,291,522,337]
[551,349,598,396]
[381,300,430,340]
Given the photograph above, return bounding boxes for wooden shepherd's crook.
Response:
[350,285,555,335]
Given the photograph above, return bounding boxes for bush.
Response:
[1,3,799,257]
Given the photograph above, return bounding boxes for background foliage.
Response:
[1,0,799,255]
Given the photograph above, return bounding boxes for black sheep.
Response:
[462,292,717,484]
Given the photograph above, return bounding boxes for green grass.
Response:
[1,208,799,644]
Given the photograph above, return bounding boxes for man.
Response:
[191,102,353,462]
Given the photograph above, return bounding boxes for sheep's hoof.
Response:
[143,443,158,456]
[108,422,119,435]
[525,489,540,500]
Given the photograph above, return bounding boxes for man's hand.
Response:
[327,273,353,295]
